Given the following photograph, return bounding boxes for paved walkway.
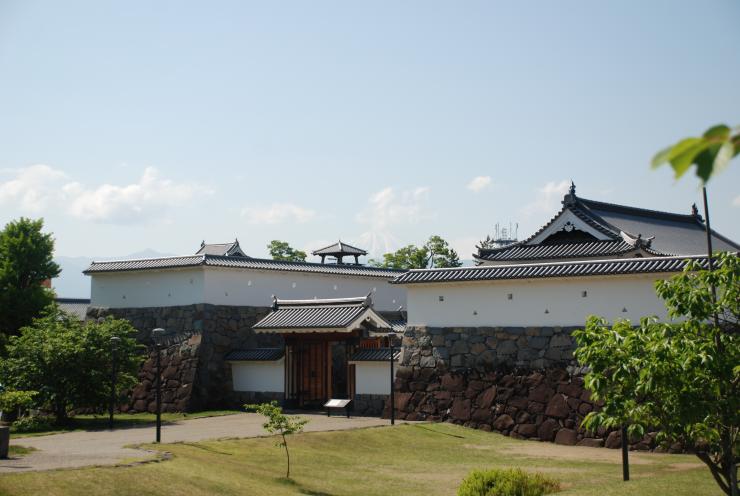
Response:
[1,413,397,473]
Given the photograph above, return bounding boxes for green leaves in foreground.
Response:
[573,252,739,496]
[651,124,740,183]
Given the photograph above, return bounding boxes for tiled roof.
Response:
[195,240,247,257]
[350,348,401,361]
[312,241,367,256]
[225,348,284,361]
[254,297,369,330]
[56,298,90,320]
[84,254,404,278]
[392,255,715,285]
[475,186,739,262]
[578,198,740,255]
[389,320,407,333]
[477,240,657,262]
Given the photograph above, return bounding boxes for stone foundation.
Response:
[353,394,389,417]
[394,325,660,451]
[89,303,278,411]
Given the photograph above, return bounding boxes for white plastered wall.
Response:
[405,273,672,327]
[230,360,285,392]
[203,267,406,312]
[90,269,205,308]
[90,266,406,311]
[351,361,399,395]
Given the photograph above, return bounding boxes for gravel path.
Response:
[1,413,397,473]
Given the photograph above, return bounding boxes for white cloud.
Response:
[733,195,740,207]
[64,167,207,223]
[466,176,491,193]
[355,186,432,255]
[521,180,570,217]
[0,164,67,212]
[0,164,209,223]
[241,203,316,225]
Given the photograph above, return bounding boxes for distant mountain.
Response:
[53,249,174,298]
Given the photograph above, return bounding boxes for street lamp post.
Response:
[389,335,396,426]
[109,336,121,430]
[151,328,165,443]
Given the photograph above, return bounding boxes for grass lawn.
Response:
[9,410,240,438]
[6,445,36,457]
[0,423,722,496]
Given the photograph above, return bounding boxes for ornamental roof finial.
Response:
[691,203,699,216]
[562,180,577,206]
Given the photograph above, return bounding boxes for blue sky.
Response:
[1,0,739,262]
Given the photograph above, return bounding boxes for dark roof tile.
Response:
[225,348,284,361]
[350,348,401,361]
[84,255,404,278]
[392,255,721,285]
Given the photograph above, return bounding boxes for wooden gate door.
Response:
[297,342,329,407]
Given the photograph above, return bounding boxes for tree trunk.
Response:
[696,451,730,496]
[282,433,290,479]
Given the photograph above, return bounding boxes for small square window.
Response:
[438,295,444,302]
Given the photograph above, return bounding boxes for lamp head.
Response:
[151,328,165,345]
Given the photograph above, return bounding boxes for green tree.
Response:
[0,307,143,424]
[573,252,739,496]
[267,240,307,262]
[369,235,462,269]
[0,218,61,339]
[426,235,462,268]
[369,244,430,269]
[245,401,308,478]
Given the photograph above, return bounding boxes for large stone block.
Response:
[545,394,569,418]
[554,428,578,445]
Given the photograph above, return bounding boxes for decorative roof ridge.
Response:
[401,253,710,275]
[205,254,404,271]
[577,197,700,223]
[89,254,206,265]
[392,253,730,285]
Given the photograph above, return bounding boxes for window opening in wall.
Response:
[507,293,513,300]
[438,295,444,302]
[581,290,588,297]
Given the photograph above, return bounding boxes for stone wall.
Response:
[353,394,390,417]
[401,325,577,371]
[88,303,278,411]
[394,326,660,450]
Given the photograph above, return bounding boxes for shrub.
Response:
[457,468,560,496]
[11,415,54,434]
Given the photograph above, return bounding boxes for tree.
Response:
[369,244,430,269]
[0,217,61,340]
[476,235,497,251]
[573,252,739,496]
[426,235,462,268]
[267,240,307,262]
[369,235,462,269]
[0,306,142,423]
[245,401,308,478]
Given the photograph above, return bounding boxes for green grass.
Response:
[7,445,36,457]
[0,423,722,495]
[10,410,240,438]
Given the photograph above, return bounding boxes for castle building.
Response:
[83,184,738,426]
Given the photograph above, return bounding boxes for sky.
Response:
[1,1,739,266]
